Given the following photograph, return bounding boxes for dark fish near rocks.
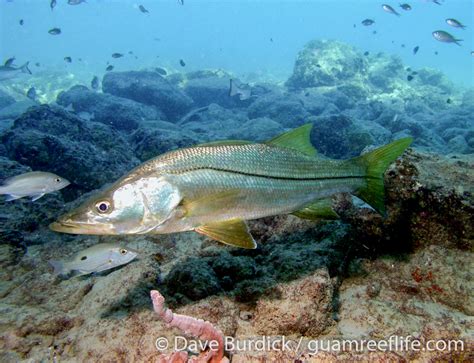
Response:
[64,56,72,63]
[106,65,114,72]
[155,67,167,76]
[26,86,37,101]
[0,171,70,201]
[413,46,419,55]
[91,76,99,90]
[0,61,31,81]
[364,51,369,56]
[446,18,466,29]
[50,125,412,249]
[179,59,186,67]
[432,30,462,46]
[407,75,414,81]
[446,98,452,104]
[50,0,56,11]
[139,4,149,13]
[4,57,15,67]
[382,4,400,16]
[399,3,411,10]
[361,19,375,26]
[49,243,138,277]
[112,53,124,58]
[48,27,61,35]
[229,79,251,101]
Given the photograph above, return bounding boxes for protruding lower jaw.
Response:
[49,220,115,235]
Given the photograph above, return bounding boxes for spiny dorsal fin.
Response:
[265,124,317,156]
[195,219,257,249]
[292,198,339,220]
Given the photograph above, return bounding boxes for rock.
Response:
[229,118,284,142]
[1,105,139,197]
[130,126,199,162]
[56,85,161,131]
[248,93,309,127]
[0,100,37,121]
[102,71,193,121]
[252,270,334,336]
[185,76,238,108]
[310,115,391,158]
[0,89,16,110]
[286,39,367,89]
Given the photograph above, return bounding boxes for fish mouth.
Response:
[49,220,114,235]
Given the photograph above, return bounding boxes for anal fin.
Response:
[195,219,257,249]
[292,198,339,220]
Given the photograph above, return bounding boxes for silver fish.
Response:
[432,30,463,46]
[446,18,466,29]
[50,125,412,249]
[0,61,31,81]
[382,4,400,16]
[0,171,70,201]
[229,79,251,101]
[48,243,138,277]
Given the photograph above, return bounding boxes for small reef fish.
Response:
[106,65,114,71]
[4,57,15,67]
[155,67,167,76]
[26,86,37,101]
[48,27,61,35]
[112,53,124,58]
[399,3,411,11]
[179,59,186,67]
[382,4,400,16]
[138,4,149,13]
[50,125,412,249]
[50,0,56,11]
[446,18,466,29]
[432,30,462,46]
[49,243,138,277]
[68,0,86,4]
[0,61,31,81]
[229,79,251,101]
[0,171,70,201]
[91,75,99,90]
[178,0,184,5]
[64,56,72,63]
[407,75,414,81]
[19,19,24,25]
[413,46,419,55]
[361,19,375,26]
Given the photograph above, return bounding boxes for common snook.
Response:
[50,125,412,248]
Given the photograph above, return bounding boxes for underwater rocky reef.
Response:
[0,40,472,362]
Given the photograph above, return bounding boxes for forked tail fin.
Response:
[20,62,32,75]
[352,138,413,214]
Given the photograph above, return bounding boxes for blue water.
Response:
[1,0,472,87]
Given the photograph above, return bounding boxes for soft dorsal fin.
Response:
[195,219,257,249]
[291,198,339,220]
[265,124,317,156]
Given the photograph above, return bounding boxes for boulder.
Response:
[56,85,160,131]
[102,71,193,121]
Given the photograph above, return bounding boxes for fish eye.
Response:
[95,200,111,213]
[120,248,127,255]
[55,178,61,183]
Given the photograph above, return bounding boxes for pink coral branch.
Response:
[151,290,228,363]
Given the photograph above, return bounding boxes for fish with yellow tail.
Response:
[50,125,412,249]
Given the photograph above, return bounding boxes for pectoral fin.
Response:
[292,198,339,220]
[31,193,45,202]
[265,123,317,156]
[195,219,257,249]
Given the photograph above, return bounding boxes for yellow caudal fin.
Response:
[292,198,339,220]
[353,138,413,215]
[266,124,317,156]
[195,219,257,249]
